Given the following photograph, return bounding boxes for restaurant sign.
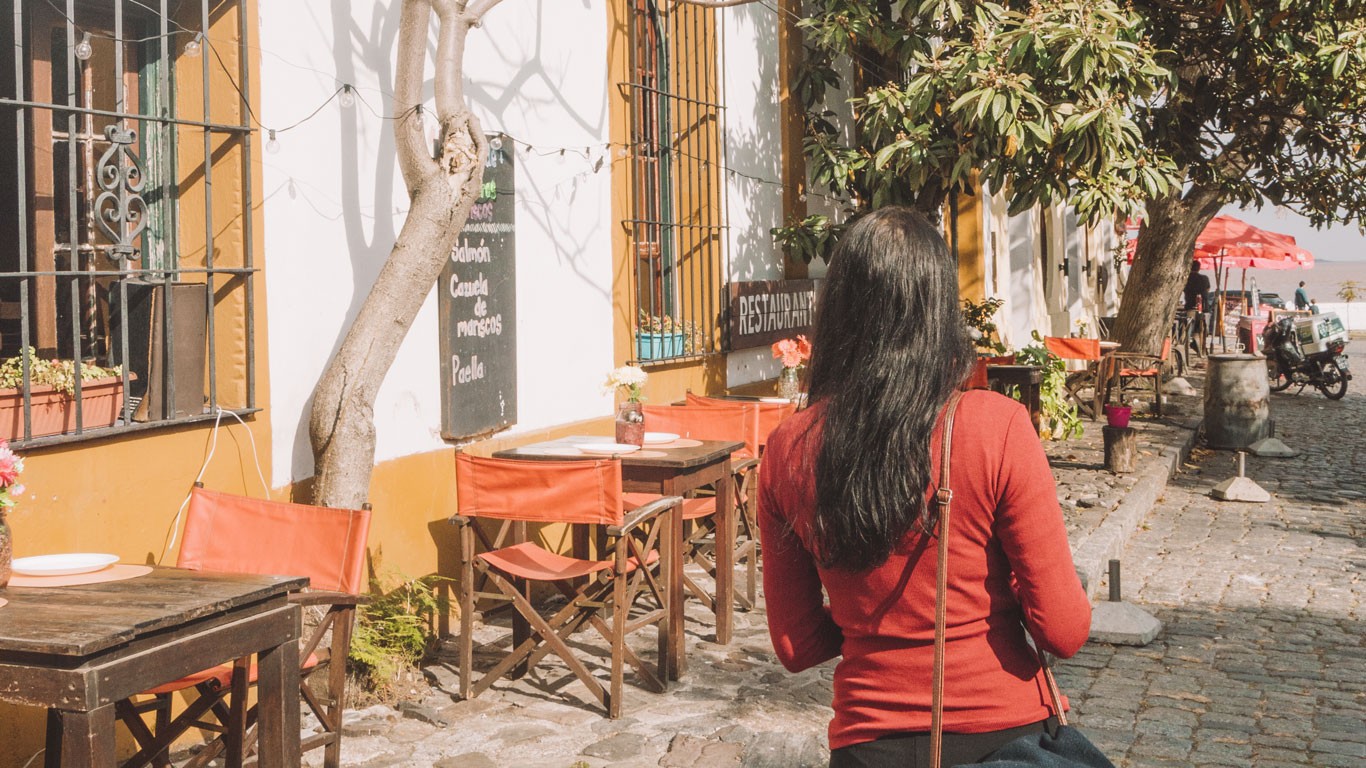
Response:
[438,138,517,440]
[727,279,818,351]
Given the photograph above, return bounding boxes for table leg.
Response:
[666,498,686,681]
[45,705,116,768]
[254,608,302,768]
[713,467,736,645]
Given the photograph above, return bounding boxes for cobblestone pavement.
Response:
[298,364,1358,767]
[1055,361,1365,767]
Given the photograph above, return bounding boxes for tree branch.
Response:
[465,0,507,21]
[395,0,439,192]
[665,0,762,7]
[432,0,470,116]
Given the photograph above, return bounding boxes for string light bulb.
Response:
[74,33,93,62]
[265,129,280,155]
[338,84,355,109]
[489,135,503,151]
[184,32,203,58]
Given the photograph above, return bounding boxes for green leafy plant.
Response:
[1338,280,1361,304]
[0,348,121,395]
[348,574,449,703]
[962,297,1007,354]
[1015,333,1083,441]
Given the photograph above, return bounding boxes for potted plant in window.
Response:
[0,349,127,440]
[636,312,689,361]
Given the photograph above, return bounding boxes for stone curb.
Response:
[1071,420,1201,600]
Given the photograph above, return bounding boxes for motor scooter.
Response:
[1262,316,1351,400]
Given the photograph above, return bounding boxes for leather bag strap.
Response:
[930,394,1069,768]
[929,391,964,768]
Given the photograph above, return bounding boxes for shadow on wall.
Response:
[290,0,611,481]
[724,3,785,283]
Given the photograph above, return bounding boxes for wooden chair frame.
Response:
[1102,338,1171,417]
[451,494,680,718]
[642,403,763,613]
[115,485,369,768]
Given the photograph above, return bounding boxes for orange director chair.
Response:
[1043,336,1107,419]
[451,454,680,718]
[638,404,763,613]
[682,392,796,452]
[115,485,371,768]
[1102,337,1171,416]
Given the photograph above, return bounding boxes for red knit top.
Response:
[758,390,1091,750]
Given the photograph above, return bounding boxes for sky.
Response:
[1220,202,1366,262]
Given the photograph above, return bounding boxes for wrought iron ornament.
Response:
[94,125,148,260]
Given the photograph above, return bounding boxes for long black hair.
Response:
[805,207,975,571]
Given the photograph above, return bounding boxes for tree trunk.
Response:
[307,0,495,510]
[1113,187,1224,355]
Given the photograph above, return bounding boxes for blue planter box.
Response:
[637,332,686,361]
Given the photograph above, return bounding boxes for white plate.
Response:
[574,443,641,455]
[643,432,680,445]
[11,553,120,577]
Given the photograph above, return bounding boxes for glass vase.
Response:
[0,510,10,588]
[615,401,645,446]
[779,366,801,402]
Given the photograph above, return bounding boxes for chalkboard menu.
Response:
[438,139,516,440]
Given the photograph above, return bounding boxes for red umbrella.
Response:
[1124,215,1314,269]
[1191,215,1314,270]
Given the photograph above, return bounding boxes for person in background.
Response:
[1183,259,1211,350]
[1295,281,1310,311]
[759,207,1091,768]
[1310,298,1320,315]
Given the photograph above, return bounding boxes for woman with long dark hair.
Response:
[759,207,1091,767]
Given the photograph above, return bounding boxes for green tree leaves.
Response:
[779,0,1178,263]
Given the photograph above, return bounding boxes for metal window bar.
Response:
[0,0,257,448]
[627,0,726,365]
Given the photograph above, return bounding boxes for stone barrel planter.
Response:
[1203,354,1271,450]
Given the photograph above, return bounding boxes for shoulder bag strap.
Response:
[930,394,1070,768]
[930,391,964,768]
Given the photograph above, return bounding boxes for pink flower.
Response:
[0,442,22,488]
[771,335,812,369]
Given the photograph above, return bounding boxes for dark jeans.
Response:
[829,718,1053,768]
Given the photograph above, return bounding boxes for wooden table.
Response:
[493,436,744,680]
[0,567,304,768]
[985,364,1044,433]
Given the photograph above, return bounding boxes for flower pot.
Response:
[615,401,645,446]
[636,332,686,361]
[0,377,127,441]
[1103,404,1132,429]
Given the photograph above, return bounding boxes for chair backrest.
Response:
[1159,337,1172,362]
[642,404,759,458]
[179,486,371,594]
[683,393,794,448]
[455,453,624,525]
[1044,336,1101,361]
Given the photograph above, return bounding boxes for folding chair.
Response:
[115,485,371,768]
[1043,336,1107,419]
[683,392,796,452]
[636,404,763,613]
[1102,337,1171,416]
[451,454,679,718]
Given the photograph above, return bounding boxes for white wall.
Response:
[721,4,787,387]
[259,2,614,484]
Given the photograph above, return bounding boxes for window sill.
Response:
[11,407,261,452]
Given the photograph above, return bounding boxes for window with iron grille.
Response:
[0,0,256,447]
[626,0,726,364]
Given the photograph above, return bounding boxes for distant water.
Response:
[1209,259,1366,304]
